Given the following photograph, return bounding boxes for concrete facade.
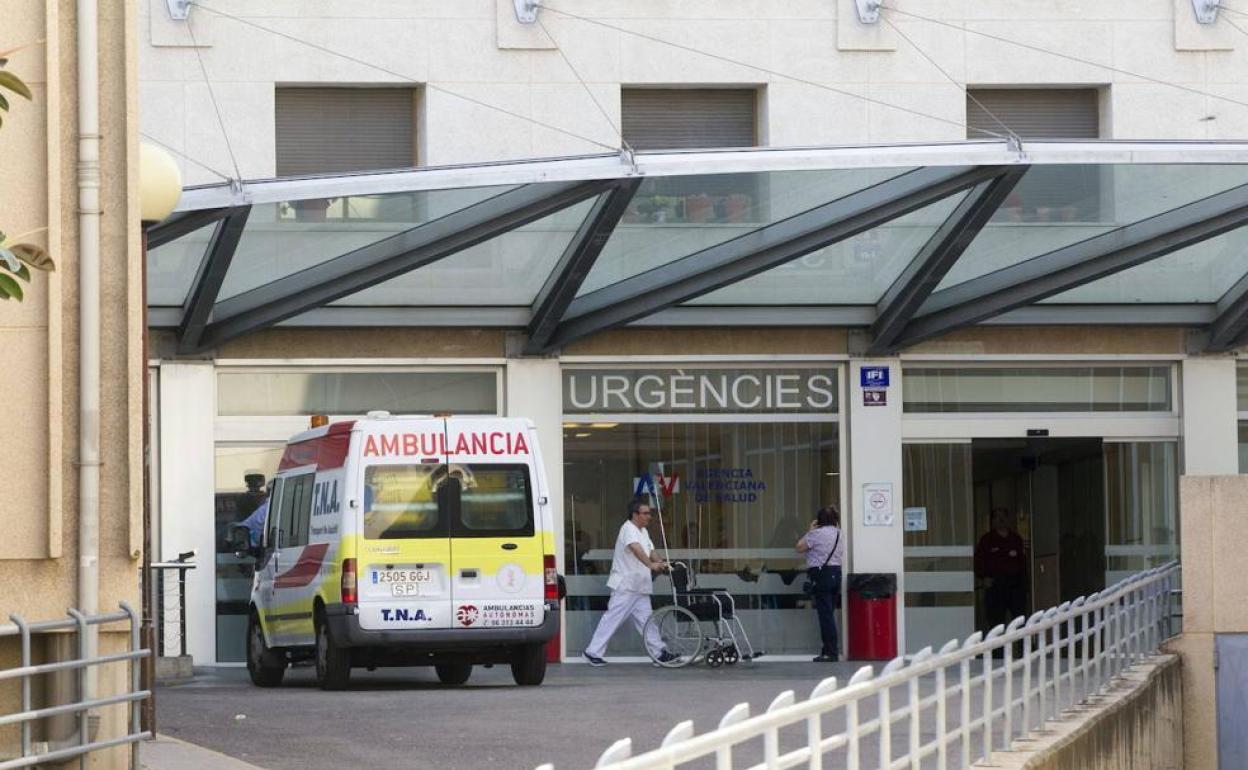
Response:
[1166,475,1248,770]
[0,0,144,764]
[140,0,1248,186]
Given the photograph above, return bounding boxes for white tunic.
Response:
[605,520,655,594]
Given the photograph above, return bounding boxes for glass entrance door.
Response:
[902,442,975,654]
[214,445,284,662]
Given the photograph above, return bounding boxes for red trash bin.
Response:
[847,573,898,660]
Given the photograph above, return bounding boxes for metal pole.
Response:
[67,608,89,769]
[9,614,31,758]
[123,602,142,770]
[156,569,165,657]
[1022,631,1032,733]
[178,567,188,658]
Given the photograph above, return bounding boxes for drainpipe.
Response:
[77,0,101,709]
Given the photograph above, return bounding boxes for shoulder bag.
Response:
[801,529,841,596]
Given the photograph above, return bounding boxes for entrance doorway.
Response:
[971,437,1105,633]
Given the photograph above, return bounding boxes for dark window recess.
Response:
[967,89,1105,223]
[276,88,415,175]
[621,88,763,224]
[275,87,417,223]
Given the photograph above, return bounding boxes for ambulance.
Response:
[233,413,561,690]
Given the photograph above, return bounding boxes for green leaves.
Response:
[0,271,24,301]
[0,63,32,131]
[0,70,32,101]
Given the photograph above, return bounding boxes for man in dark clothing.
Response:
[975,508,1028,629]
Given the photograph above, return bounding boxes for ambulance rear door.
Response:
[445,418,545,631]
[356,420,453,631]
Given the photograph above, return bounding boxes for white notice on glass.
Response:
[903,507,928,532]
[862,483,894,527]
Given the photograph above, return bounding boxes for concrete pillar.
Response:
[1180,357,1238,475]
[847,358,906,653]
[504,358,565,557]
[157,362,216,664]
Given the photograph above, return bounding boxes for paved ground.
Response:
[151,658,1080,770]
[152,661,879,770]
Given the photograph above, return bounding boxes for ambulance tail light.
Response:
[543,555,558,601]
[341,559,358,605]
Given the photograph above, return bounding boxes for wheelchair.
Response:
[643,561,761,668]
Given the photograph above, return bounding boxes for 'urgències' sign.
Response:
[562,368,838,414]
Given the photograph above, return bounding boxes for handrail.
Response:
[537,562,1179,770]
[0,602,152,769]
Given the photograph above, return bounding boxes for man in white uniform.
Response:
[583,498,674,666]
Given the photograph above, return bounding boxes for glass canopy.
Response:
[145,142,1248,355]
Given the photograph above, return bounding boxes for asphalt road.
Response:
[154,660,876,770]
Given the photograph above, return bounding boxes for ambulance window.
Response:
[455,464,534,537]
[264,477,285,549]
[287,475,315,547]
[363,464,448,539]
[275,475,298,547]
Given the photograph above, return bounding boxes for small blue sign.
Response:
[861,366,890,388]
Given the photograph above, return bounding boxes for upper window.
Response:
[967,89,1103,223]
[966,88,1100,141]
[903,366,1173,413]
[275,87,416,175]
[620,88,761,225]
[621,88,758,151]
[275,87,417,223]
[217,370,498,417]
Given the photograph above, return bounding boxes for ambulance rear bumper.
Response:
[324,602,560,649]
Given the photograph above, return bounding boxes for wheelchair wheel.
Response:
[645,605,703,668]
[706,649,725,668]
[723,645,739,665]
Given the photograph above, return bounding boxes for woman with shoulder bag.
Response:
[796,506,845,662]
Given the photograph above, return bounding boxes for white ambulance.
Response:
[233,414,561,690]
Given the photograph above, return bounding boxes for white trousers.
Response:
[585,590,664,658]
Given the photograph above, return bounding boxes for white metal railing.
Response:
[0,603,151,769]
[540,563,1179,770]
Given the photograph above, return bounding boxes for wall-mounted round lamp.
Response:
[139,142,182,224]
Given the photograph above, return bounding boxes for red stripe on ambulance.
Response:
[274,543,330,589]
[278,421,355,471]
[362,431,530,458]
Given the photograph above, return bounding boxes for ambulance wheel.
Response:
[510,642,547,686]
[315,616,351,691]
[246,612,286,688]
[435,663,472,685]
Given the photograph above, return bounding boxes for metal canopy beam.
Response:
[891,182,1248,349]
[192,179,613,353]
[542,165,1006,351]
[175,206,251,354]
[145,207,230,249]
[524,179,641,354]
[1207,271,1248,351]
[866,166,1027,355]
